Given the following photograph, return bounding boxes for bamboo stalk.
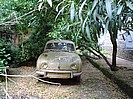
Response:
[0,66,9,69]
[32,75,61,86]
[0,9,37,26]
[3,87,11,99]
[1,70,61,98]
[5,68,8,99]
[0,73,61,85]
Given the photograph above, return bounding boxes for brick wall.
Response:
[117,48,133,61]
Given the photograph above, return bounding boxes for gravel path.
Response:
[0,59,130,99]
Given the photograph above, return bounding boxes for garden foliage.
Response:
[0,0,132,70]
[0,40,11,74]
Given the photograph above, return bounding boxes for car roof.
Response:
[46,40,75,44]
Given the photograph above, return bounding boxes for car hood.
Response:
[45,51,75,60]
[37,51,80,70]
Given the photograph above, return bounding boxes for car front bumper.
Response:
[36,70,82,78]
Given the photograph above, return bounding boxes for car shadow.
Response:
[38,78,81,85]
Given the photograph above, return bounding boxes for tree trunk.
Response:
[111,40,118,71]
[109,29,118,71]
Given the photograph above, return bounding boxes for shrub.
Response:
[0,40,11,67]
[0,40,11,81]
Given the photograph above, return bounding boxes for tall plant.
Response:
[41,0,133,70]
[0,0,54,64]
[0,40,11,75]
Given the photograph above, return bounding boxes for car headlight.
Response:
[71,63,77,70]
[40,62,48,69]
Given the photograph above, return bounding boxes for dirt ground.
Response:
[0,59,130,99]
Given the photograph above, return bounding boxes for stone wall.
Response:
[100,32,133,61]
[117,32,133,61]
[117,48,133,61]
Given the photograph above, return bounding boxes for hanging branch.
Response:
[91,47,112,67]
[0,73,61,86]
[0,9,37,26]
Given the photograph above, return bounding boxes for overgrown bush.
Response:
[22,30,50,59]
[0,40,11,77]
[0,40,11,66]
[11,30,50,67]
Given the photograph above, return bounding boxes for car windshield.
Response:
[45,42,75,52]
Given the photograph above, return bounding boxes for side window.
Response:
[46,43,54,49]
[67,43,75,51]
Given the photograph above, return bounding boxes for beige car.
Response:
[36,40,82,81]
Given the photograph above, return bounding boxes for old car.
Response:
[36,40,82,81]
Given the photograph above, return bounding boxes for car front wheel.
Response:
[73,76,81,82]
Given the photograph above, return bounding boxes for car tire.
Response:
[73,76,81,82]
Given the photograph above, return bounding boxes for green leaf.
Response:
[97,15,103,24]
[126,1,133,10]
[66,25,70,32]
[75,12,79,22]
[117,5,123,15]
[87,7,91,16]
[5,62,8,65]
[86,23,91,40]
[55,4,69,21]
[56,0,64,12]
[105,0,112,20]
[82,17,88,33]
[0,60,4,64]
[91,0,98,13]
[38,2,43,11]
[7,57,11,60]
[4,54,10,57]
[104,19,109,34]
[79,0,86,23]
[47,0,52,7]
[93,8,98,22]
[70,1,75,22]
